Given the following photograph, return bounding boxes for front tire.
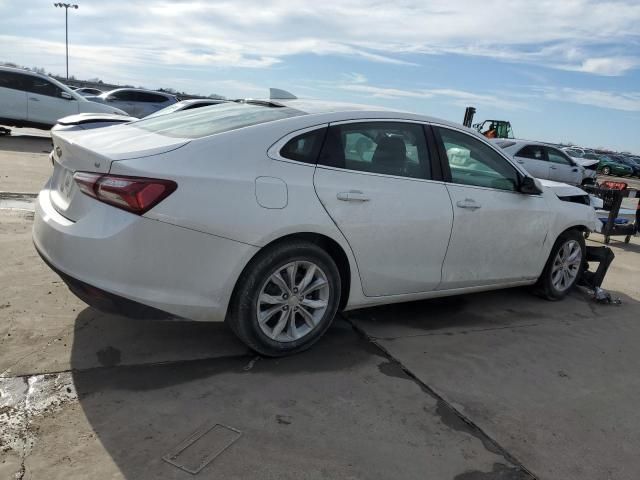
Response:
[535,230,585,300]
[227,241,341,357]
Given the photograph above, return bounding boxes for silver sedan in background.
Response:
[494,139,593,186]
[85,88,178,117]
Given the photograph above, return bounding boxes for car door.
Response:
[434,126,552,289]
[0,70,28,121]
[512,144,550,179]
[24,75,78,125]
[313,121,453,296]
[546,147,581,184]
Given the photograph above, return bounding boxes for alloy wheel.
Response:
[256,261,330,342]
[551,240,582,292]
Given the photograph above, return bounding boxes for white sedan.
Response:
[33,100,599,356]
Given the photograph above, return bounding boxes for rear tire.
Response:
[602,166,611,175]
[534,230,585,300]
[227,241,341,357]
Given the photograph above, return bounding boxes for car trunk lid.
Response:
[49,125,189,221]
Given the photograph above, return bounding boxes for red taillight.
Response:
[73,172,177,214]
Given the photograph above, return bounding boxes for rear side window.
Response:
[136,92,169,103]
[318,122,430,180]
[516,145,546,161]
[132,102,305,139]
[0,71,29,90]
[280,128,327,164]
[110,90,137,101]
[22,77,64,98]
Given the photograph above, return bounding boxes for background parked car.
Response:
[597,155,633,176]
[74,87,104,97]
[495,139,588,185]
[610,155,640,177]
[52,98,228,132]
[0,66,127,129]
[144,98,227,118]
[86,88,177,117]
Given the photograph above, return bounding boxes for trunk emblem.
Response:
[94,162,101,168]
[55,146,62,158]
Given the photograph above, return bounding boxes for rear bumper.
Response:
[34,242,173,319]
[33,187,259,322]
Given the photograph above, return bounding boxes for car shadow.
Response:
[68,307,387,478]
[66,285,636,479]
[0,133,52,154]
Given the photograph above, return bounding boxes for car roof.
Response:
[0,65,44,77]
[272,98,476,132]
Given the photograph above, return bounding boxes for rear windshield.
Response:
[131,102,305,139]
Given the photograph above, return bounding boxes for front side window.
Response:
[318,122,430,180]
[436,127,519,191]
[515,145,546,161]
[546,148,572,165]
[280,128,327,164]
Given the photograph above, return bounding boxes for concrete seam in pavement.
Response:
[370,322,541,340]
[346,317,538,480]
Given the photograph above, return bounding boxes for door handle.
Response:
[456,199,481,210]
[29,97,39,101]
[337,190,370,202]
[550,166,557,170]
[572,168,578,172]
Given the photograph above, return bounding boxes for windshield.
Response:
[131,102,305,139]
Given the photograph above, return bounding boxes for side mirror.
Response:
[61,91,73,100]
[519,176,543,195]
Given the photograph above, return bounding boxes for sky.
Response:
[1,0,639,152]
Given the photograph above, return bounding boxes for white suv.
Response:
[0,66,126,129]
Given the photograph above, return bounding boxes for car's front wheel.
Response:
[227,241,341,356]
[535,230,585,300]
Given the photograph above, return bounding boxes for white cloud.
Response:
[337,78,527,110]
[537,87,640,111]
[1,0,639,75]
[562,57,640,76]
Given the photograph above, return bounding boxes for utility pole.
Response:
[53,3,79,80]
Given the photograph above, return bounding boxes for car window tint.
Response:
[318,122,430,180]
[22,76,64,98]
[132,102,305,139]
[110,91,137,101]
[546,148,572,165]
[0,71,29,90]
[280,128,327,164]
[515,145,546,161]
[436,127,518,191]
[136,92,168,103]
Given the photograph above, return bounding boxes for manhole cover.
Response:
[162,423,242,475]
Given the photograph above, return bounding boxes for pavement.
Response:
[1,130,640,480]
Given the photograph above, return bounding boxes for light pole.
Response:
[53,3,78,80]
